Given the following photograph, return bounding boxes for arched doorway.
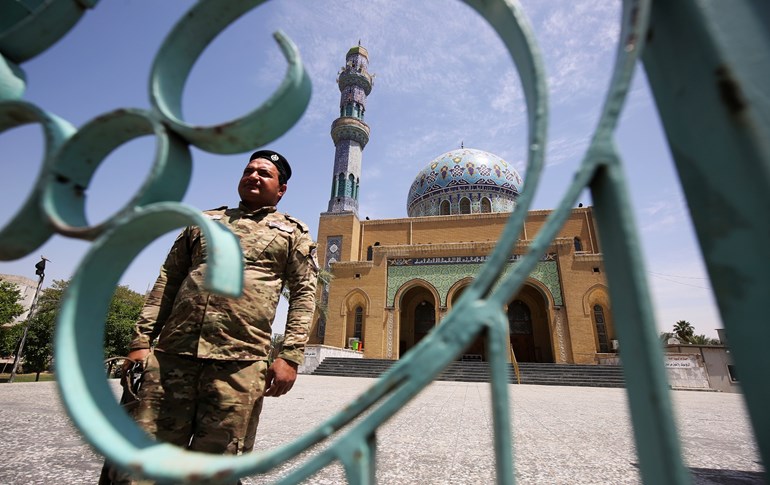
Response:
[508,284,553,363]
[398,285,437,357]
[449,282,485,360]
[508,300,535,361]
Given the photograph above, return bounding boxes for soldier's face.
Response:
[238,159,287,210]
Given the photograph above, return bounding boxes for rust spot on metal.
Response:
[354,449,363,461]
[715,65,747,115]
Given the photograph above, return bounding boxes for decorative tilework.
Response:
[407,148,522,217]
[318,236,342,339]
[326,237,341,269]
[387,260,562,307]
[328,47,372,215]
[386,309,394,358]
[554,307,567,362]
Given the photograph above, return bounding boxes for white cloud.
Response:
[544,135,589,167]
[639,195,689,233]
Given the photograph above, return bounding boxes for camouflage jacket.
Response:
[129,204,318,365]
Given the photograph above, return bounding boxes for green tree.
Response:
[1,323,24,357]
[689,334,721,345]
[672,320,695,343]
[104,285,144,360]
[0,280,25,325]
[0,279,26,357]
[22,311,56,380]
[6,280,144,379]
[16,279,69,380]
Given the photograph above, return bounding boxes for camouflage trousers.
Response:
[106,350,268,485]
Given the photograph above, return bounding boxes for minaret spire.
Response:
[327,45,373,214]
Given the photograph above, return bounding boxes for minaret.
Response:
[327,44,373,214]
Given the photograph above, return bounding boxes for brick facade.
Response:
[311,207,616,365]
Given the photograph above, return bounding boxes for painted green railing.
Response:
[1,1,767,483]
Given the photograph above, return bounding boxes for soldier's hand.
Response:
[264,358,297,397]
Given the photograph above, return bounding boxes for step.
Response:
[311,357,625,388]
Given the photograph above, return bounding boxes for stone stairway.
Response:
[311,357,626,388]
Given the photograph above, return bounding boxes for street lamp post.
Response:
[8,257,48,383]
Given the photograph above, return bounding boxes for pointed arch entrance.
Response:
[508,284,553,363]
[398,284,438,357]
[447,280,553,362]
[448,280,485,360]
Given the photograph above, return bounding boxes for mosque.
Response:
[308,46,615,365]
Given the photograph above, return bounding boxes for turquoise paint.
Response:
[1,0,767,483]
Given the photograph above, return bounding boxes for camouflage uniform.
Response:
[132,204,317,363]
[110,204,317,485]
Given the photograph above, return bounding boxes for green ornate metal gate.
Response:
[1,1,767,483]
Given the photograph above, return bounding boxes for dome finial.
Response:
[460,140,464,149]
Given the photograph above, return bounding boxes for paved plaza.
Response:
[0,376,764,484]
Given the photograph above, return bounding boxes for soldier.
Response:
[106,150,318,484]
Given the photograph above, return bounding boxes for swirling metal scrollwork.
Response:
[1,0,312,482]
[4,0,742,483]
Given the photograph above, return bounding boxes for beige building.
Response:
[309,46,615,364]
[310,201,615,365]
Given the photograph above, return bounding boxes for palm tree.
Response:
[672,320,695,343]
[689,334,720,345]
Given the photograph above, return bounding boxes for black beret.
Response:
[249,149,291,182]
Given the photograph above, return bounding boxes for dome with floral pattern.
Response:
[406,148,522,217]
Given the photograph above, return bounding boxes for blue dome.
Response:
[407,148,522,217]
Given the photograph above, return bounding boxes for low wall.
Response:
[597,353,714,391]
[665,344,738,393]
[664,353,710,390]
[298,345,362,374]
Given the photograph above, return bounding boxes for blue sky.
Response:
[0,0,721,337]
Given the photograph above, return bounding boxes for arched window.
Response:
[440,200,450,215]
[366,246,373,261]
[480,197,491,213]
[354,306,364,340]
[459,197,471,214]
[348,174,356,197]
[574,237,583,252]
[593,304,609,353]
[336,173,345,197]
